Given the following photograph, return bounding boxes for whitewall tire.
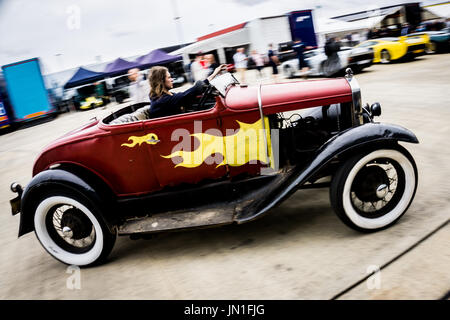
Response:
[33,189,116,266]
[330,147,418,232]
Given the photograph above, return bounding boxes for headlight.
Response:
[370,102,382,117]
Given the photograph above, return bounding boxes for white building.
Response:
[170,15,299,65]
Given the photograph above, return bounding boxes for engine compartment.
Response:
[271,102,353,168]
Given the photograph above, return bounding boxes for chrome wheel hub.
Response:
[376,184,388,199]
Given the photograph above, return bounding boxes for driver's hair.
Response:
[149,66,171,99]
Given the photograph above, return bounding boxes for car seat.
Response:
[110,105,151,125]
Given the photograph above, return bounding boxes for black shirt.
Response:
[149,80,208,118]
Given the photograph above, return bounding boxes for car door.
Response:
[217,92,274,179]
[142,104,228,188]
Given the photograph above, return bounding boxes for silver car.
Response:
[282,46,373,77]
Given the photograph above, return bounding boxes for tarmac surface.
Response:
[0,54,449,299]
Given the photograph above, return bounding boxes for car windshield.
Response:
[209,72,240,97]
[357,41,378,47]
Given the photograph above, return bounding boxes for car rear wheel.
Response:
[380,50,391,63]
[33,188,116,266]
[330,147,417,232]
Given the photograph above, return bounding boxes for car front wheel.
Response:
[33,188,116,266]
[330,147,418,232]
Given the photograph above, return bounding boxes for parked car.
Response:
[355,34,430,63]
[10,70,419,266]
[281,46,373,78]
[409,27,450,53]
[71,83,110,111]
[79,96,104,110]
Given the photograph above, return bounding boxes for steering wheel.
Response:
[197,84,213,110]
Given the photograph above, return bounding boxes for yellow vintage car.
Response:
[356,34,430,63]
[79,96,104,110]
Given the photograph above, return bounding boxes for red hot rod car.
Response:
[10,70,418,266]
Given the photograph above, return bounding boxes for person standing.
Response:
[233,47,248,83]
[292,38,312,78]
[250,50,265,79]
[127,68,150,103]
[323,37,341,76]
[401,23,410,36]
[205,54,219,77]
[191,52,208,82]
[351,32,361,46]
[267,43,280,82]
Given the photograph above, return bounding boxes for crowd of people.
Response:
[180,45,285,84]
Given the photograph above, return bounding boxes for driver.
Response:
[148,65,226,118]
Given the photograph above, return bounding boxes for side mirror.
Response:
[370,102,382,117]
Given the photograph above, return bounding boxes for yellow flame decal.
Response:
[122,133,159,147]
[162,118,274,169]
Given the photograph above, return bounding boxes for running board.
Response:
[118,205,235,235]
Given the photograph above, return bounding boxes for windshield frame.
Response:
[209,72,240,97]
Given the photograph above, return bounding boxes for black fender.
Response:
[18,169,117,237]
[237,122,419,222]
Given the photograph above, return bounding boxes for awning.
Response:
[332,5,403,23]
[103,58,139,77]
[63,67,105,89]
[134,49,181,69]
[316,17,363,34]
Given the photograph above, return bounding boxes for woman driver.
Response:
[148,64,226,118]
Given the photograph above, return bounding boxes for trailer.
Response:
[170,10,318,65]
[1,58,54,125]
[0,95,11,130]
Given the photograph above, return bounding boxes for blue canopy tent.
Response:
[63,67,105,89]
[103,58,139,77]
[135,49,182,69]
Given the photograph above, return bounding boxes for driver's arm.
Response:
[149,80,208,117]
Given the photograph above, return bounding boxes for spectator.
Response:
[351,32,361,46]
[127,68,150,103]
[184,59,194,83]
[233,47,248,83]
[191,52,208,82]
[205,54,219,77]
[401,23,410,36]
[323,37,341,76]
[267,43,280,82]
[367,28,379,39]
[292,38,312,78]
[250,50,265,79]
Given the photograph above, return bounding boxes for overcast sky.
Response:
[0,0,439,73]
